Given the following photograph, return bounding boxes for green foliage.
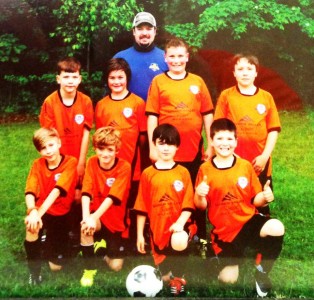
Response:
[51,0,142,52]
[0,34,26,63]
[163,0,314,47]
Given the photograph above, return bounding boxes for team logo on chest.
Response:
[123,107,133,118]
[173,180,184,192]
[149,63,160,72]
[256,104,266,115]
[75,114,84,124]
[189,85,199,94]
[106,177,115,187]
[54,173,61,182]
[237,176,248,189]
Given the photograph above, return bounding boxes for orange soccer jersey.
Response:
[39,90,94,159]
[214,86,281,171]
[82,156,131,233]
[134,163,195,263]
[95,93,146,180]
[195,156,262,254]
[146,73,214,162]
[25,155,78,216]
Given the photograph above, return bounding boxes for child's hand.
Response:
[169,222,184,233]
[81,216,96,235]
[252,155,268,173]
[25,210,42,234]
[137,235,146,254]
[263,180,274,203]
[195,175,209,197]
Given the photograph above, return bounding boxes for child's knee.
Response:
[105,257,124,272]
[48,261,63,272]
[25,231,39,242]
[218,265,239,284]
[260,219,285,237]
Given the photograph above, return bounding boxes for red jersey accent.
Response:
[95,93,146,180]
[25,155,77,216]
[214,86,281,174]
[146,73,214,162]
[39,90,94,159]
[195,156,262,254]
[134,164,195,264]
[82,156,131,233]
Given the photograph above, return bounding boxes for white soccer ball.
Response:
[126,265,163,297]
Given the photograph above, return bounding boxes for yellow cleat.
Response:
[80,269,97,287]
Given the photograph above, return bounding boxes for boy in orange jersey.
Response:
[95,58,147,252]
[214,54,281,216]
[24,127,77,285]
[194,118,284,298]
[39,57,94,247]
[134,124,197,296]
[146,37,214,252]
[79,127,131,287]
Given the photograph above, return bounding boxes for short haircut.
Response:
[210,118,237,139]
[57,57,81,74]
[93,126,122,150]
[105,58,131,86]
[33,127,60,151]
[232,53,259,72]
[152,123,180,147]
[165,38,189,53]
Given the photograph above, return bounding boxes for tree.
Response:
[161,0,314,48]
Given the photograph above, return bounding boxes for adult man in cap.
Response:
[114,12,168,101]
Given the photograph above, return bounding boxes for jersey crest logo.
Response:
[106,177,115,187]
[173,180,184,192]
[256,104,266,115]
[75,114,84,124]
[237,176,248,189]
[149,63,160,72]
[123,107,133,118]
[54,173,61,182]
[189,85,199,94]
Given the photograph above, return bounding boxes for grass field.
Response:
[0,109,313,298]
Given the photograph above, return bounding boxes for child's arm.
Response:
[37,188,61,217]
[24,194,43,233]
[253,180,274,207]
[194,175,209,210]
[77,128,90,183]
[203,113,213,160]
[136,214,147,254]
[252,131,278,173]
[147,115,158,161]
[169,211,191,232]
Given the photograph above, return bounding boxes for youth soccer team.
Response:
[23,12,285,297]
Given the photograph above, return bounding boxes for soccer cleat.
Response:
[80,269,97,287]
[28,273,42,285]
[94,239,107,256]
[255,270,272,297]
[169,277,187,296]
[198,238,208,259]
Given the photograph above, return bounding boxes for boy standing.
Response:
[95,58,147,251]
[146,37,214,249]
[214,54,281,215]
[134,124,197,296]
[39,57,94,244]
[24,128,77,285]
[194,118,285,297]
[79,127,131,287]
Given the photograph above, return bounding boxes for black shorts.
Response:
[96,224,126,259]
[214,214,270,267]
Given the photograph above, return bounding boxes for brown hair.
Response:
[232,53,259,72]
[57,57,81,74]
[92,126,122,150]
[105,58,131,86]
[165,38,189,53]
[33,127,60,151]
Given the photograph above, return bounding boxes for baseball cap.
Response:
[132,12,156,27]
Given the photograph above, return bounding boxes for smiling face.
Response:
[108,69,128,96]
[233,57,257,89]
[39,137,61,166]
[164,46,189,76]
[133,24,156,48]
[95,144,117,169]
[57,71,81,95]
[211,130,237,159]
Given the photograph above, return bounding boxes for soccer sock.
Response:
[259,235,284,273]
[24,239,41,276]
[81,244,95,269]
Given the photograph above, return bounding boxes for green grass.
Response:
[0,109,313,298]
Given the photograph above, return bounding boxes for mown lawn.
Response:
[0,109,313,298]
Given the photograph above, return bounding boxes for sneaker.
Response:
[94,239,107,256]
[80,269,97,287]
[198,239,208,259]
[255,270,272,297]
[169,277,187,296]
[28,273,42,285]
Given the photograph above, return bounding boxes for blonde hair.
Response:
[92,126,122,150]
[33,127,60,151]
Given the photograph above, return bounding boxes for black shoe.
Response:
[255,270,272,297]
[28,273,42,285]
